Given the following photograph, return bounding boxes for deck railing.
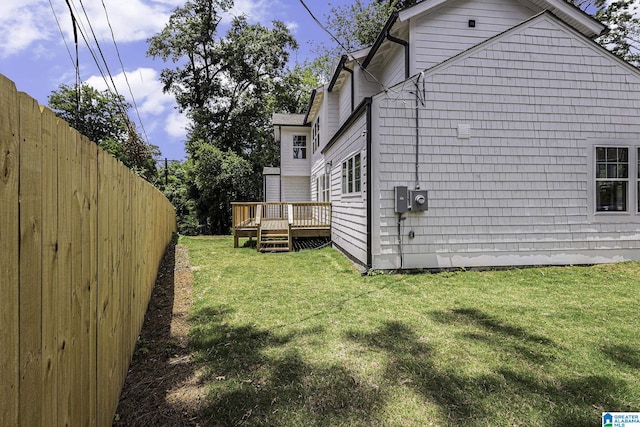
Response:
[232,202,332,231]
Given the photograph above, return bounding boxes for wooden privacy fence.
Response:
[0,74,177,426]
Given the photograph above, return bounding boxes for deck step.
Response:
[258,226,291,252]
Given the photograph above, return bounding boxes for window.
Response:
[293,135,307,159]
[312,117,320,153]
[638,148,640,213]
[342,153,361,194]
[316,173,330,201]
[596,147,628,212]
[322,173,330,202]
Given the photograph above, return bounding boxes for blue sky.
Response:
[0,0,337,160]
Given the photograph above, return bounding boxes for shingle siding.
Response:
[372,15,640,269]
[324,114,368,265]
[411,0,535,74]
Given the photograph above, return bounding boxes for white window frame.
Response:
[322,172,330,202]
[293,135,307,159]
[341,152,362,195]
[587,141,639,221]
[595,146,629,212]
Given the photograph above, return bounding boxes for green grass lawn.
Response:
[182,236,640,426]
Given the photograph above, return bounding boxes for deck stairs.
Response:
[256,204,293,253]
[258,226,290,252]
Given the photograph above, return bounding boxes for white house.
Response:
[268,0,640,270]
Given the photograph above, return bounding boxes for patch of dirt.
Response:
[113,243,206,426]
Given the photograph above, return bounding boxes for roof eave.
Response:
[362,11,399,69]
[328,55,349,92]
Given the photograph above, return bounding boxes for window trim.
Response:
[595,146,629,213]
[341,152,362,195]
[587,140,639,222]
[312,116,320,154]
[293,134,307,159]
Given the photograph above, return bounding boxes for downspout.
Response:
[414,72,424,190]
[386,32,410,80]
[278,125,283,202]
[366,98,373,269]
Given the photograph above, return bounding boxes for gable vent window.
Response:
[596,147,628,212]
[341,153,361,195]
[293,135,307,159]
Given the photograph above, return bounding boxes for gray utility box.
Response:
[410,190,428,211]
[395,187,428,212]
[395,186,409,213]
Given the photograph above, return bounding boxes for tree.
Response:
[593,0,640,67]
[147,0,301,233]
[190,142,255,234]
[154,160,200,235]
[311,0,419,81]
[147,1,297,155]
[48,83,158,180]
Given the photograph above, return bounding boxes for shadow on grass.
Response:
[602,344,640,369]
[347,314,630,426]
[190,305,385,426]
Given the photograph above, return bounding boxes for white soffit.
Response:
[398,0,605,38]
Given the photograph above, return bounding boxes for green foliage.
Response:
[148,0,304,233]
[570,0,640,67]
[48,83,158,180]
[312,0,415,81]
[190,142,255,234]
[271,62,321,114]
[155,160,200,235]
[594,0,640,67]
[148,0,297,155]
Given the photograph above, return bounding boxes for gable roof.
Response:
[272,113,307,126]
[399,0,605,38]
[360,0,606,71]
[388,10,640,90]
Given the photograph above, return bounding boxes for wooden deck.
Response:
[232,202,331,252]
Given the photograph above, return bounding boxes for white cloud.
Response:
[85,67,174,115]
[0,0,183,58]
[0,0,54,57]
[84,66,187,147]
[164,109,189,139]
[224,0,278,23]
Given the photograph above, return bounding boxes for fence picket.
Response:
[18,92,44,427]
[40,105,59,427]
[0,74,176,426]
[0,76,20,426]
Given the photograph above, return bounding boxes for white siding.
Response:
[410,0,535,74]
[326,92,340,148]
[338,76,353,126]
[379,44,407,90]
[325,114,368,266]
[372,14,640,269]
[357,64,384,101]
[280,126,310,177]
[282,176,310,202]
[264,174,280,202]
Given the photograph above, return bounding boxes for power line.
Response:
[297,0,390,93]
[61,0,152,148]
[48,0,75,69]
[99,0,151,146]
[63,0,81,127]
